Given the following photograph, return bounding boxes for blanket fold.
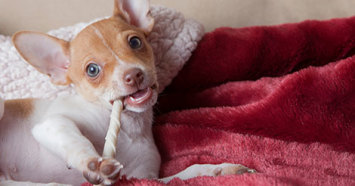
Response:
[88,16,355,186]
[165,17,355,93]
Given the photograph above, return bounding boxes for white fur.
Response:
[0,95,159,185]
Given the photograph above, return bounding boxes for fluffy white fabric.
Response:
[0,5,204,100]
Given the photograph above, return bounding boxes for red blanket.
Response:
[85,16,355,186]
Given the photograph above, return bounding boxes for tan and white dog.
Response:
[0,0,254,185]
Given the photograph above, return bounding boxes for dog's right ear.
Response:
[12,31,71,85]
[113,0,154,34]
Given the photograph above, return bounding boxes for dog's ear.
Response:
[12,31,71,85]
[113,0,154,34]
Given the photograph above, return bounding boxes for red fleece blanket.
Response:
[84,17,355,186]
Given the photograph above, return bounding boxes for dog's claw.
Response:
[247,168,257,174]
[221,165,256,175]
[83,171,103,185]
[213,163,257,176]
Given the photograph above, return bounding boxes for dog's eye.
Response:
[86,63,101,78]
[128,36,142,49]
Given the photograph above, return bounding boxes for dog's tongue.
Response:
[127,87,152,104]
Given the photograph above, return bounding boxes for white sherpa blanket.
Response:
[0,6,204,100]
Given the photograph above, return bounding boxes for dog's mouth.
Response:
[126,86,153,105]
[110,84,157,107]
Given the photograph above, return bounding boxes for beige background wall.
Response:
[1,0,355,35]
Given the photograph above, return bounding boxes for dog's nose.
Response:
[124,68,144,86]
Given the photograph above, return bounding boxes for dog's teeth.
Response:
[103,180,112,185]
[114,162,124,169]
[114,162,121,166]
[130,96,136,101]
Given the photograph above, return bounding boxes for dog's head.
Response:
[12,0,158,112]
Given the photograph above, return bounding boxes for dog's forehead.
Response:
[89,18,133,38]
[69,17,148,64]
[74,17,142,46]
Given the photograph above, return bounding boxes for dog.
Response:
[0,0,254,185]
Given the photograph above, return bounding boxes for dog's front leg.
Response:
[32,115,122,185]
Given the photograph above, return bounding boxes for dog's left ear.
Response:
[12,31,71,85]
[113,0,154,34]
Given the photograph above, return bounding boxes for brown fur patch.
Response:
[4,99,34,119]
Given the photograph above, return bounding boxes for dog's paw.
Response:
[212,163,256,176]
[83,157,123,185]
[99,158,123,185]
[83,157,103,184]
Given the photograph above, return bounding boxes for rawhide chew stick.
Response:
[103,100,123,158]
